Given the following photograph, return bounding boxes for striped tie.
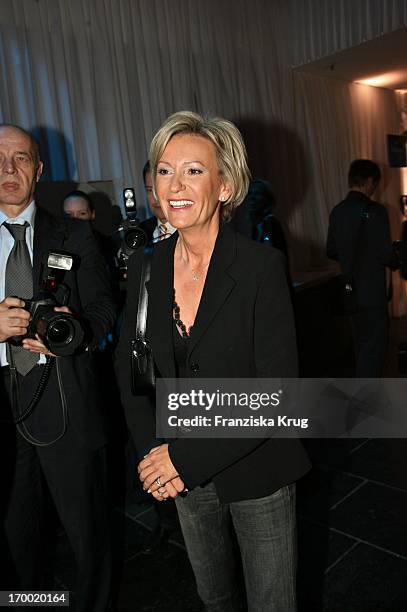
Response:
[157,223,169,241]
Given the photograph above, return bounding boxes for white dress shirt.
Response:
[0,201,44,366]
[152,220,176,242]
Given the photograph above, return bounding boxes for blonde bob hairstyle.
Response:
[149,111,251,222]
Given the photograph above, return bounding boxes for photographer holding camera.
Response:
[0,124,115,610]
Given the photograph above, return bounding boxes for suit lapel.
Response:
[33,207,68,292]
[188,224,236,357]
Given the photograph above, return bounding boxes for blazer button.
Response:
[190,362,199,374]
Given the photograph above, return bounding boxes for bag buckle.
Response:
[131,338,149,374]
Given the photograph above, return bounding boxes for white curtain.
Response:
[286,0,407,66]
[0,0,406,305]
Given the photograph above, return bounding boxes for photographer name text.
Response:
[167,415,309,429]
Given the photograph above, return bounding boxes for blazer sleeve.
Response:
[379,207,399,271]
[169,249,298,489]
[74,221,116,347]
[254,249,298,377]
[114,251,159,455]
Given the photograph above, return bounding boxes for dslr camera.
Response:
[116,188,148,278]
[11,252,85,357]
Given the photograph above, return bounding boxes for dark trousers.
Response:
[175,482,297,612]
[351,307,388,377]
[0,369,112,612]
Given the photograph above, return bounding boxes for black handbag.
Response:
[130,247,155,395]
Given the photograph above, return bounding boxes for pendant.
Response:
[191,271,200,282]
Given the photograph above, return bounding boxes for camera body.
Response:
[10,252,85,356]
[116,188,148,278]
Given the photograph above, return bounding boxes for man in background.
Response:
[62,189,95,221]
[63,189,120,303]
[327,159,399,376]
[231,178,288,258]
[140,161,175,243]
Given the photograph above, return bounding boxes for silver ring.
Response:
[156,477,161,486]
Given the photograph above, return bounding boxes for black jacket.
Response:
[116,224,310,502]
[139,216,158,244]
[1,206,116,449]
[327,191,398,309]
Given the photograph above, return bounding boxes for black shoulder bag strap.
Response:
[131,246,155,395]
[137,246,153,339]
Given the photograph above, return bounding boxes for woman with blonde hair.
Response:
[116,111,310,611]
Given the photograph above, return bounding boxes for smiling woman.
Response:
[116,111,310,611]
[154,133,230,234]
[150,111,249,223]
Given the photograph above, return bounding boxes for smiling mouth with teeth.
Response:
[169,200,193,209]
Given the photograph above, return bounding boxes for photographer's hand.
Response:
[0,297,30,342]
[54,306,73,315]
[22,306,73,356]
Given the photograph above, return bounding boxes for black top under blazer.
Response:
[116,224,310,503]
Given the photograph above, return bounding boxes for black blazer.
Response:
[327,191,398,309]
[116,224,310,502]
[1,206,116,449]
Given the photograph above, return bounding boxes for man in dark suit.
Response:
[0,124,115,610]
[231,178,289,258]
[327,159,398,376]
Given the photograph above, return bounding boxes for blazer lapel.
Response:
[145,225,237,374]
[146,232,178,378]
[188,224,236,357]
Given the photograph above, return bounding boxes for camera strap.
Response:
[4,351,67,447]
[6,349,54,424]
[16,357,68,447]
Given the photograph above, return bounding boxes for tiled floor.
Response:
[51,316,407,611]
[297,438,407,611]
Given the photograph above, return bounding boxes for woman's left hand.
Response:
[151,476,186,501]
[138,444,179,492]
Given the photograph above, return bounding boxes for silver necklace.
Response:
[191,262,210,282]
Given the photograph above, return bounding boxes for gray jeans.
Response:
[175,482,297,612]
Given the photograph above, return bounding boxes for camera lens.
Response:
[124,228,147,250]
[44,314,85,356]
[47,318,74,345]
